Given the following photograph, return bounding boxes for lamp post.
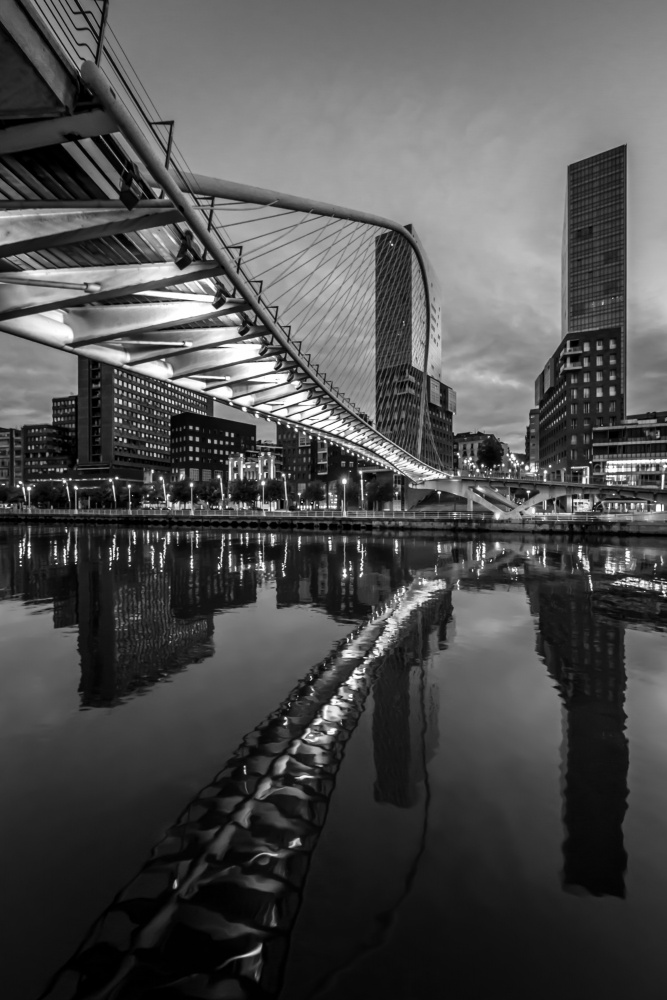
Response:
[189,481,195,514]
[217,474,223,509]
[437,489,442,507]
[26,484,32,509]
[127,482,132,512]
[63,479,71,508]
[260,479,266,509]
[18,480,25,502]
[73,484,79,511]
[109,478,117,509]
[159,475,167,505]
[341,477,347,515]
[282,472,288,509]
[359,471,364,510]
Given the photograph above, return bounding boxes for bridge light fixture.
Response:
[119,161,143,209]
[286,372,295,383]
[212,284,229,309]
[175,230,196,270]
[274,359,284,372]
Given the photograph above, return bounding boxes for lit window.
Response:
[596,340,603,349]
[583,341,590,352]
[609,355,616,365]
[609,386,616,396]
[596,371,603,382]
[609,338,617,349]
[596,355,603,366]
[596,387,603,397]
[583,357,590,367]
[583,372,590,383]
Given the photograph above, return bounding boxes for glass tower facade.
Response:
[537,145,627,477]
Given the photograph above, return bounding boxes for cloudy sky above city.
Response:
[2,0,667,450]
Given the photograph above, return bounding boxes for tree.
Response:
[30,482,68,507]
[0,485,22,504]
[477,437,504,471]
[170,480,193,504]
[265,479,284,504]
[365,478,394,510]
[302,480,325,505]
[230,478,259,506]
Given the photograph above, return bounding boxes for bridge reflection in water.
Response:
[2,528,666,996]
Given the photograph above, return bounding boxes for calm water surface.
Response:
[1,525,667,999]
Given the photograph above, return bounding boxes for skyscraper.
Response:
[534,145,627,479]
[375,227,455,471]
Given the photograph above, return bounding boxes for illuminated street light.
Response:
[190,481,194,515]
[341,477,347,515]
[26,484,32,509]
[63,479,71,507]
[159,475,167,505]
[127,481,132,512]
[109,478,117,508]
[282,472,288,509]
[73,484,79,510]
[260,479,266,509]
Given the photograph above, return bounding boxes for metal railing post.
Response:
[95,0,110,66]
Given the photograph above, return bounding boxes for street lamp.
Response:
[109,478,117,508]
[26,484,32,509]
[159,475,167,505]
[282,472,288,509]
[359,471,364,509]
[63,478,71,507]
[260,479,266,509]
[217,474,223,509]
[190,481,194,514]
[437,489,442,507]
[341,477,347,515]
[127,481,132,512]
[73,484,79,510]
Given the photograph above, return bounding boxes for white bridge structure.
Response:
[0,0,452,484]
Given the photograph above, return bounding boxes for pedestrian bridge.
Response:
[414,475,667,520]
[0,0,451,484]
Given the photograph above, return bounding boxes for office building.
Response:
[525,408,539,470]
[375,226,455,471]
[0,427,22,487]
[591,410,667,487]
[77,359,213,482]
[171,412,256,483]
[52,394,78,468]
[22,423,73,481]
[277,425,359,492]
[534,145,627,479]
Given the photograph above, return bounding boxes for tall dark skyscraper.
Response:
[534,145,627,479]
[374,227,455,471]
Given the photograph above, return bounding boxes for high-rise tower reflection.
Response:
[525,547,629,897]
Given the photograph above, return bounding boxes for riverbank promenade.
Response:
[3,507,667,537]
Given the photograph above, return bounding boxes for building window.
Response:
[583,388,590,399]
[596,402,604,412]
[583,357,590,367]
[570,434,578,445]
[570,374,578,384]
[571,388,578,399]
[609,401,616,412]
[583,372,590,382]
[609,370,616,380]
[583,341,590,352]
[570,404,577,415]
[609,355,616,365]
[609,338,617,349]
[609,385,616,396]
[596,371,603,382]
[596,355,603,366]
[596,340,603,349]
[596,387,603,397]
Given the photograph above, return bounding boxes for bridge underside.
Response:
[0,1,450,484]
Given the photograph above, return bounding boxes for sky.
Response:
[2,0,667,451]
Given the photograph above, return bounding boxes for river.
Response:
[1,524,666,999]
